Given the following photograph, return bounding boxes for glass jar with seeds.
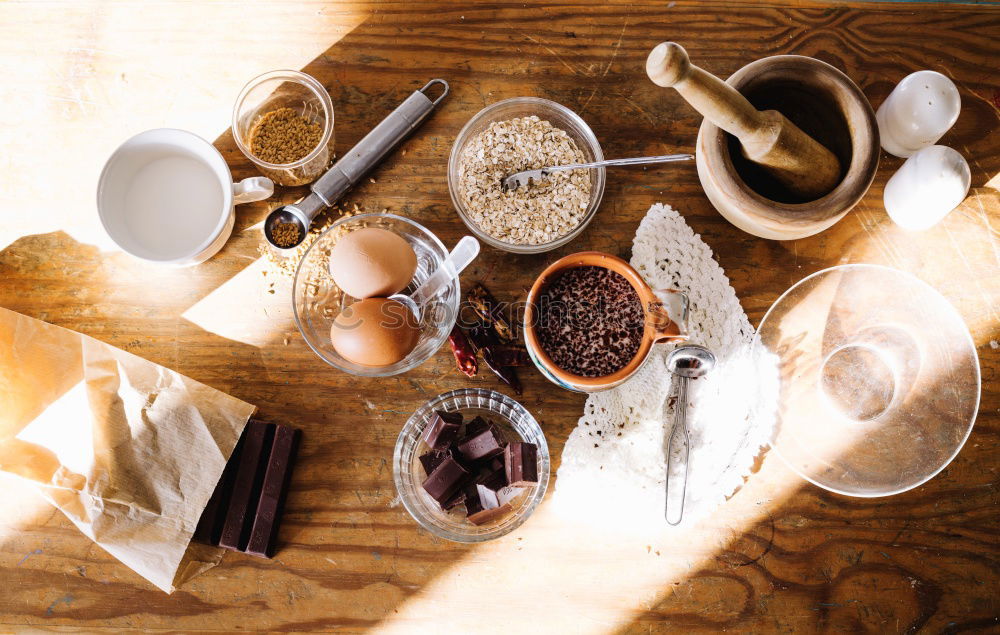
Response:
[233,70,335,186]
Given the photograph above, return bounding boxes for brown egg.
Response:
[328,227,418,299]
[330,297,421,366]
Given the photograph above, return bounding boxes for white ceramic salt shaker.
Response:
[877,70,961,158]
[884,145,970,231]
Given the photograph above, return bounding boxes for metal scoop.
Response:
[664,344,716,525]
[389,236,480,320]
[264,79,449,249]
[500,153,693,192]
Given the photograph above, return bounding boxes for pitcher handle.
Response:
[649,289,689,342]
[233,176,274,204]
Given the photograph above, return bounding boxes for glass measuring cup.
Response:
[232,70,335,186]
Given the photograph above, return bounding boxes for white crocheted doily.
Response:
[553,203,777,527]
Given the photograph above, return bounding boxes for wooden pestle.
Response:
[646,42,842,200]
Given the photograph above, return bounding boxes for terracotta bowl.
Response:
[696,55,879,240]
[524,251,688,393]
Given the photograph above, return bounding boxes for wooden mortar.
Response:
[650,48,879,240]
[695,55,878,239]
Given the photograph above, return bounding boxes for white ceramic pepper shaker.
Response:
[877,70,961,158]
[884,145,970,230]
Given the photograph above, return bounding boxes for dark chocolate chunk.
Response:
[466,483,513,526]
[473,484,521,509]
[219,421,275,551]
[468,505,513,526]
[246,425,301,558]
[464,416,489,436]
[504,442,538,487]
[463,483,484,516]
[421,410,462,450]
[441,487,467,511]
[421,456,470,504]
[193,430,246,545]
[418,448,450,476]
[475,458,507,492]
[457,424,505,462]
[475,483,501,509]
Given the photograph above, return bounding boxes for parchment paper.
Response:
[0,306,255,592]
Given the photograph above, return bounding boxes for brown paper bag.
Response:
[0,307,255,592]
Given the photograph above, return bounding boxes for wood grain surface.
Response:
[1,1,998,632]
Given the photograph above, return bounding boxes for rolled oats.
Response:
[458,115,591,245]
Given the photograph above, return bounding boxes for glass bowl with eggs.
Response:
[293,213,460,377]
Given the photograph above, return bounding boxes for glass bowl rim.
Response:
[752,262,981,497]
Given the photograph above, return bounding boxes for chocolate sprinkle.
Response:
[535,266,644,377]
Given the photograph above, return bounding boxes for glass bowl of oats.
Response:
[292,213,460,377]
[448,97,606,253]
[233,70,335,187]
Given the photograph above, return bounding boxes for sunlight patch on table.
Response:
[0,474,53,548]
[372,458,806,634]
[852,185,1000,344]
[0,1,364,252]
[181,255,294,348]
[0,382,93,547]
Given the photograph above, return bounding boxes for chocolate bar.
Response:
[194,418,301,558]
[457,423,506,462]
[246,425,301,558]
[421,455,470,504]
[219,421,274,551]
[421,410,462,450]
[193,432,245,545]
[504,442,538,487]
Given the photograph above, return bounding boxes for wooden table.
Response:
[2,1,998,632]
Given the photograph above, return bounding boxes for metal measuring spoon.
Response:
[664,344,716,525]
[389,236,480,320]
[263,79,450,250]
[501,153,693,192]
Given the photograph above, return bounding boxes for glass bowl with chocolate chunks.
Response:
[393,388,549,542]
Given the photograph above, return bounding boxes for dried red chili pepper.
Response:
[448,326,478,377]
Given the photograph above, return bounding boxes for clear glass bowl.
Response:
[393,389,550,542]
[292,213,459,377]
[755,264,980,497]
[447,97,606,254]
[232,70,335,186]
